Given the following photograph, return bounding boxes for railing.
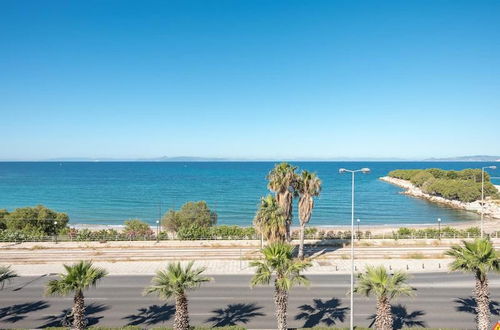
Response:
[1,231,498,243]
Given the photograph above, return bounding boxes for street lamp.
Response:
[481,166,497,238]
[437,218,441,240]
[339,167,370,330]
[357,218,360,241]
[53,221,58,244]
[156,220,160,243]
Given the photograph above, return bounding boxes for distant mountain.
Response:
[425,155,500,162]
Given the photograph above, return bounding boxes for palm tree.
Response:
[445,238,500,330]
[267,162,298,241]
[253,195,287,243]
[45,261,107,330]
[354,265,414,330]
[0,265,18,290]
[296,170,322,259]
[250,241,311,330]
[145,261,212,330]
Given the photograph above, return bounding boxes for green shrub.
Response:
[177,225,256,240]
[410,171,434,187]
[123,219,154,238]
[2,205,69,235]
[162,201,217,232]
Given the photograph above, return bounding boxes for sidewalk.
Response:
[9,258,452,276]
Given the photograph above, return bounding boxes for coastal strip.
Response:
[380,176,500,220]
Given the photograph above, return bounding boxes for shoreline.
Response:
[380,176,500,220]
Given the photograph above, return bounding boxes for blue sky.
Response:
[1,0,499,160]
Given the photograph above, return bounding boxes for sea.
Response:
[0,162,498,227]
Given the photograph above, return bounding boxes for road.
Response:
[1,273,499,329]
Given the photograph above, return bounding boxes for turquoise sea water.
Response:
[0,162,498,226]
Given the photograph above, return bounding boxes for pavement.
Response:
[0,273,499,329]
[2,238,499,276]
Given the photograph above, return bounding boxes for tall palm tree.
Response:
[250,241,311,330]
[296,170,322,259]
[354,265,414,330]
[0,265,18,290]
[445,238,500,330]
[253,195,287,243]
[145,261,211,330]
[267,162,298,241]
[45,261,107,330]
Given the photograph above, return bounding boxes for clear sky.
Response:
[1,0,499,160]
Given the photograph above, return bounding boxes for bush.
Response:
[177,225,256,240]
[123,219,154,238]
[2,205,69,235]
[410,171,434,187]
[162,201,217,232]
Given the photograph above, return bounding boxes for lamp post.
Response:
[356,218,360,241]
[339,167,370,330]
[481,166,497,238]
[156,220,160,243]
[54,221,58,244]
[437,218,441,240]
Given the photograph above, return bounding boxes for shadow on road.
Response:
[295,298,348,328]
[0,301,49,323]
[39,302,108,327]
[455,297,500,316]
[367,304,426,329]
[12,274,49,292]
[206,303,265,326]
[124,304,175,325]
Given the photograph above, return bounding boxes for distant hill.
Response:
[425,155,500,162]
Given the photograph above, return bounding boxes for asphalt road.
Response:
[0,273,499,329]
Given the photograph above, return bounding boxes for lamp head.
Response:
[357,219,360,222]
[361,168,371,174]
[437,218,441,222]
[339,168,347,174]
[156,220,159,224]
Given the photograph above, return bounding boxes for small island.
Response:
[381,168,500,219]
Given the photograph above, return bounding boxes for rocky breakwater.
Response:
[380,176,500,220]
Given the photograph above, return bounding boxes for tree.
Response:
[0,265,18,290]
[145,261,211,330]
[446,239,500,330]
[162,201,217,232]
[4,205,68,235]
[250,242,311,330]
[253,195,287,243]
[354,266,414,330]
[45,261,107,330]
[123,219,154,238]
[296,170,322,259]
[267,162,298,241]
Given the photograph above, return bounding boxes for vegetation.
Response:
[0,205,68,235]
[123,219,154,238]
[45,261,108,330]
[253,195,287,242]
[162,201,217,232]
[145,261,212,330]
[388,168,498,202]
[445,239,500,330]
[176,225,256,240]
[267,162,299,241]
[250,242,311,330]
[394,226,481,239]
[296,170,322,259]
[354,266,414,330]
[0,265,18,290]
